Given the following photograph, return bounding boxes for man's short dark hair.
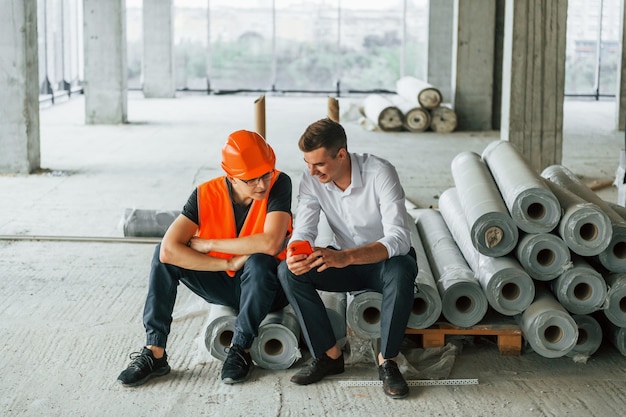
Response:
[298,118,348,156]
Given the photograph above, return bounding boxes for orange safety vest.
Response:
[196,170,291,276]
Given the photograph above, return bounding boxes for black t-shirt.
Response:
[182,172,292,235]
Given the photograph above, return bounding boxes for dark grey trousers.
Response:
[143,244,288,350]
[278,248,417,359]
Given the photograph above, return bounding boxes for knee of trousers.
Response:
[383,255,418,290]
[241,253,279,285]
[277,261,309,288]
[243,253,277,273]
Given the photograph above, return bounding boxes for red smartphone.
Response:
[288,240,313,256]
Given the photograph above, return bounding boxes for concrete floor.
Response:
[0,94,624,417]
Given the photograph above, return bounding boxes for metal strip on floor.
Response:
[339,378,478,387]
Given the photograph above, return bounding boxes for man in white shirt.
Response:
[278,118,417,399]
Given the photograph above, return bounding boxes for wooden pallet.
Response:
[405,321,523,356]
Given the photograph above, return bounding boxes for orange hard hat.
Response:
[221,130,276,179]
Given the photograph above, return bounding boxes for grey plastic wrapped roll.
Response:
[566,314,603,358]
[542,164,626,272]
[603,272,626,327]
[346,291,382,339]
[519,286,578,358]
[450,151,519,257]
[319,291,347,347]
[515,232,571,281]
[407,220,442,329]
[544,180,612,256]
[204,304,237,361]
[439,188,534,316]
[551,256,607,315]
[121,208,180,237]
[415,209,488,328]
[607,201,626,220]
[249,307,301,370]
[482,140,561,234]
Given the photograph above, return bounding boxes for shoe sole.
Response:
[290,367,345,385]
[221,366,253,385]
[385,390,409,399]
[117,365,171,387]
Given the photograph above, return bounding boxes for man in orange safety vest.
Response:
[117,130,292,387]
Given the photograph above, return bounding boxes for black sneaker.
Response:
[290,354,344,385]
[221,345,253,384]
[378,360,409,399]
[117,347,171,387]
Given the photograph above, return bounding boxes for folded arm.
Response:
[188,210,291,256]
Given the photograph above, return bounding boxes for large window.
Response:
[37,0,83,104]
[565,0,621,97]
[125,0,428,94]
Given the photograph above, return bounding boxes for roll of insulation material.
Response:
[542,164,626,273]
[407,219,442,329]
[450,151,519,257]
[389,94,431,132]
[346,291,383,339]
[250,308,301,370]
[482,140,561,234]
[603,272,626,327]
[566,314,603,358]
[439,188,534,316]
[204,304,237,361]
[519,287,578,358]
[121,208,180,237]
[551,256,607,315]
[319,291,347,346]
[515,232,571,281]
[544,180,612,256]
[415,208,488,327]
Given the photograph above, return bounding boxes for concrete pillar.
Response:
[492,1,506,130]
[426,0,454,103]
[616,0,626,131]
[0,0,40,174]
[501,0,568,172]
[143,0,175,98]
[83,0,127,124]
[452,0,495,131]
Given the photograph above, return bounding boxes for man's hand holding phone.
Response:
[286,240,315,275]
[288,240,313,256]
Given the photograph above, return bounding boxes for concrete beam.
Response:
[500,0,567,171]
[427,0,454,103]
[616,0,626,131]
[452,0,495,131]
[83,0,127,124]
[0,0,40,174]
[143,0,175,98]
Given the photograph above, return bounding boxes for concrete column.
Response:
[143,0,175,98]
[426,0,454,103]
[452,0,495,131]
[501,0,568,172]
[616,0,626,131]
[492,1,506,130]
[0,0,40,174]
[83,0,127,124]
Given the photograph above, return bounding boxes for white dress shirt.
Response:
[291,152,412,258]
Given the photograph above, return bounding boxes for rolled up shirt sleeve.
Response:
[374,162,412,258]
[289,172,321,245]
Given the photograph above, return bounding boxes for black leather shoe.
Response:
[290,354,344,385]
[378,360,409,399]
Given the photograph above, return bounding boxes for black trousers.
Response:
[278,248,417,359]
[143,244,288,350]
